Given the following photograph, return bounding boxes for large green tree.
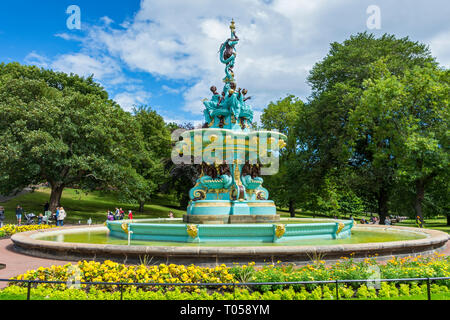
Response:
[129,106,172,212]
[0,63,143,212]
[351,64,449,225]
[260,95,305,216]
[305,33,438,223]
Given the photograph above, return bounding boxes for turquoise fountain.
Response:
[107,20,353,243]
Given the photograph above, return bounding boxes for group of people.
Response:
[107,208,133,221]
[37,202,67,226]
[0,203,67,227]
[53,206,67,226]
[358,215,393,225]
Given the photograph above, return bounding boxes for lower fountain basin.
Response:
[10,220,448,265]
[106,218,353,243]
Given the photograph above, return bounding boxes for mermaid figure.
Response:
[219,20,239,83]
[238,88,254,123]
[203,86,221,123]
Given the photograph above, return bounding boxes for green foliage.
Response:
[119,106,172,209]
[261,32,448,222]
[260,95,310,215]
[0,63,144,210]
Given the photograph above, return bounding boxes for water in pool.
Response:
[37,228,426,247]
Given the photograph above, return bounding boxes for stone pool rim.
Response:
[10,221,449,265]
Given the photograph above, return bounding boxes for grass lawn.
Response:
[397,218,450,234]
[0,187,185,225]
[278,208,450,234]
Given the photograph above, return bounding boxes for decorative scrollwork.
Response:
[121,223,129,234]
[256,190,267,200]
[193,189,207,200]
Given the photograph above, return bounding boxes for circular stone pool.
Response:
[11,218,449,266]
[106,218,354,243]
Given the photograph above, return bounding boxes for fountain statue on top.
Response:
[203,19,254,130]
[177,20,287,224]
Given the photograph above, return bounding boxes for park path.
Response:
[0,237,449,289]
[0,238,72,289]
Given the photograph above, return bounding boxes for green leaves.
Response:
[0,63,143,198]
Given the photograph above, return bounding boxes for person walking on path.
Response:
[128,210,133,220]
[57,207,66,227]
[15,205,23,226]
[0,206,5,228]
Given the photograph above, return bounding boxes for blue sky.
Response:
[1,0,449,125]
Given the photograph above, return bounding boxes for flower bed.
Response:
[5,253,450,300]
[0,224,56,238]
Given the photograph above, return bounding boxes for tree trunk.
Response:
[289,200,295,218]
[447,214,450,226]
[139,201,145,213]
[377,187,389,225]
[49,184,65,213]
[414,179,425,228]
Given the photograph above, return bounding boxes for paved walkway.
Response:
[0,239,72,289]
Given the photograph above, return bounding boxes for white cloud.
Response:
[113,91,152,111]
[24,52,50,68]
[74,0,332,119]
[28,0,450,122]
[161,85,185,95]
[51,53,123,82]
[428,30,450,68]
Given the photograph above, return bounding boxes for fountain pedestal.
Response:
[184,200,279,224]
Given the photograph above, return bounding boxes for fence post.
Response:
[26,281,31,301]
[335,280,339,300]
[426,278,431,301]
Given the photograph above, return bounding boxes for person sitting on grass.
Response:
[107,211,114,221]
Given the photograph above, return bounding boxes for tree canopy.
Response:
[0,63,144,211]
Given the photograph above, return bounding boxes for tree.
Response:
[261,95,305,217]
[130,106,172,212]
[305,33,438,224]
[352,64,449,225]
[0,63,143,212]
[163,122,199,209]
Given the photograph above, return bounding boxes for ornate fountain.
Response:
[180,19,287,224]
[107,21,353,243]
